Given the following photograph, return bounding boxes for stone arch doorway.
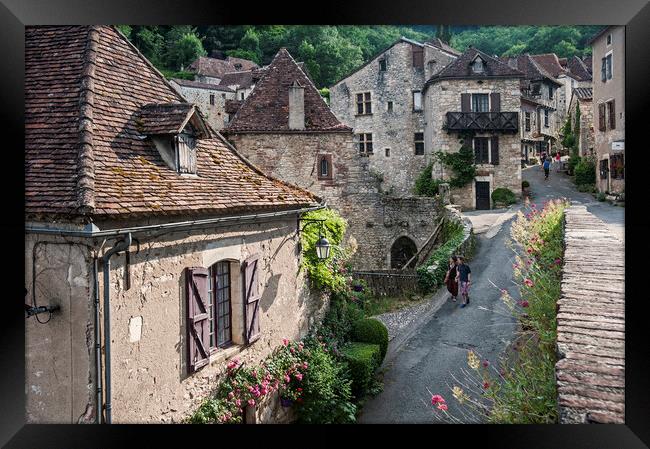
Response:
[390,236,418,269]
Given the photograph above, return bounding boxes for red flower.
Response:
[482,360,489,368]
[524,278,534,287]
[437,403,448,411]
[520,300,529,308]
[431,394,445,405]
[483,382,490,389]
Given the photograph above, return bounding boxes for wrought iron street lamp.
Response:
[299,218,331,261]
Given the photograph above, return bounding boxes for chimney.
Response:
[288,80,305,130]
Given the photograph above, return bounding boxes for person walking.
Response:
[444,256,458,302]
[555,151,561,172]
[543,157,551,180]
[455,256,472,308]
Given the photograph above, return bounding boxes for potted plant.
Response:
[522,180,530,197]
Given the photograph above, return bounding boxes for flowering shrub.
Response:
[428,198,569,424]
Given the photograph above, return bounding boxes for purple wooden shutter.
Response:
[490,93,501,112]
[185,267,210,373]
[243,254,261,344]
[609,100,616,129]
[491,136,499,165]
[461,94,471,112]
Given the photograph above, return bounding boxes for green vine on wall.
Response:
[434,145,477,188]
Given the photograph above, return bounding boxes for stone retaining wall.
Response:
[556,205,625,424]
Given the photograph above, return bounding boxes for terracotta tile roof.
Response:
[573,87,593,100]
[218,70,255,89]
[187,56,259,79]
[582,55,593,74]
[25,26,319,220]
[225,48,351,133]
[530,53,568,78]
[138,103,199,135]
[426,47,524,85]
[225,99,244,115]
[501,54,563,86]
[171,78,234,92]
[566,56,592,81]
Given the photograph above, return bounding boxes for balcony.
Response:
[444,112,519,133]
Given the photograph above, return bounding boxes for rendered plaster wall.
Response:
[425,78,522,210]
[91,217,326,423]
[226,132,443,270]
[329,41,456,196]
[25,234,96,424]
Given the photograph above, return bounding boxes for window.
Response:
[414,133,424,155]
[544,109,549,128]
[412,46,424,69]
[610,154,624,179]
[599,159,609,179]
[318,154,332,180]
[607,34,612,45]
[209,94,215,105]
[379,59,387,71]
[525,112,531,131]
[356,133,373,154]
[413,91,422,111]
[474,137,490,164]
[240,92,245,100]
[601,54,612,81]
[471,94,489,112]
[471,57,485,73]
[385,148,390,157]
[548,86,554,100]
[356,92,372,115]
[387,101,393,113]
[222,93,226,99]
[208,261,232,348]
[176,131,197,174]
[598,103,607,131]
[607,100,616,129]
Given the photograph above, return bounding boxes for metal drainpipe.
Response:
[102,233,132,424]
[93,257,102,424]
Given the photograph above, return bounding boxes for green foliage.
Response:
[225,48,259,64]
[318,87,330,102]
[300,208,350,294]
[435,145,477,188]
[528,157,538,165]
[414,163,440,197]
[350,318,389,361]
[132,26,166,67]
[577,184,596,193]
[340,342,381,398]
[596,191,607,201]
[574,102,581,136]
[417,220,467,292]
[115,25,132,39]
[238,28,262,63]
[159,69,195,80]
[164,27,207,70]
[316,294,366,349]
[491,188,517,206]
[567,154,581,175]
[295,338,357,423]
[521,180,530,189]
[574,156,596,186]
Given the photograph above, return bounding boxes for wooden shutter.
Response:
[461,93,471,112]
[490,93,501,112]
[491,136,499,165]
[598,103,606,131]
[412,45,424,69]
[243,254,261,344]
[185,267,210,373]
[609,100,616,129]
[601,58,607,81]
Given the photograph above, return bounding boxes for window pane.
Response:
[472,94,489,112]
[366,142,373,153]
[357,93,363,103]
[357,103,364,114]
[413,92,422,110]
[365,92,371,101]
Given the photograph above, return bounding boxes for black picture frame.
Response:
[3,0,648,446]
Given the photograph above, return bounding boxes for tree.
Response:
[436,25,452,43]
[239,28,262,63]
[164,27,207,70]
[133,26,165,66]
[115,25,132,39]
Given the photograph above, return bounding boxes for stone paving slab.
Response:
[556,205,625,424]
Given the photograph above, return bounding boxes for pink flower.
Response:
[520,300,530,308]
[282,338,289,346]
[235,399,242,407]
[526,247,533,254]
[483,360,489,367]
[261,388,268,395]
[302,362,309,369]
[297,387,302,392]
[483,382,490,389]
[512,263,519,269]
[227,392,234,400]
[295,373,303,381]
[554,258,562,265]
[538,239,545,245]
[251,371,258,379]
[431,394,445,405]
[437,403,448,411]
[248,399,256,407]
[227,359,239,370]
[284,375,290,383]
[290,347,295,354]
[526,259,532,266]
[524,279,534,287]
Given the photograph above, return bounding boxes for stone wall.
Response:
[425,78,523,210]
[25,235,96,424]
[171,81,236,131]
[25,216,327,424]
[329,41,456,196]
[569,96,595,157]
[226,131,444,270]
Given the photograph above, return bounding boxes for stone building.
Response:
[169,78,236,130]
[423,47,524,210]
[329,37,459,196]
[187,54,259,84]
[224,48,444,270]
[25,25,326,424]
[589,26,625,195]
[501,54,562,160]
[567,87,595,157]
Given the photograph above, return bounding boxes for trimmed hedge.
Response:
[574,157,596,186]
[340,342,381,398]
[492,187,517,206]
[350,318,389,362]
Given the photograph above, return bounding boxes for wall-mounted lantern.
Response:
[299,218,331,261]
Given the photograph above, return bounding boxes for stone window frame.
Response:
[355,133,373,155]
[414,132,425,155]
[317,154,333,180]
[355,92,373,116]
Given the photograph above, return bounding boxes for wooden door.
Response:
[475,181,491,210]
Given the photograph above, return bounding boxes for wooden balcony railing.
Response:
[444,112,519,132]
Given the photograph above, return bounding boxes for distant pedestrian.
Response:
[455,256,472,308]
[543,158,551,180]
[444,256,458,302]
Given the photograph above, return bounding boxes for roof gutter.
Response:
[25,205,326,238]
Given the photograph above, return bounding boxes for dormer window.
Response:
[471,56,485,74]
[138,103,209,175]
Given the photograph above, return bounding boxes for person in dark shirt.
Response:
[455,256,472,308]
[444,255,458,302]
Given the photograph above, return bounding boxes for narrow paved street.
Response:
[358,165,624,423]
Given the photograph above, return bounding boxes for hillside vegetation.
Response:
[116,25,604,88]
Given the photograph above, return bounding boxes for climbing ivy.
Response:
[414,163,441,197]
[434,144,477,188]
